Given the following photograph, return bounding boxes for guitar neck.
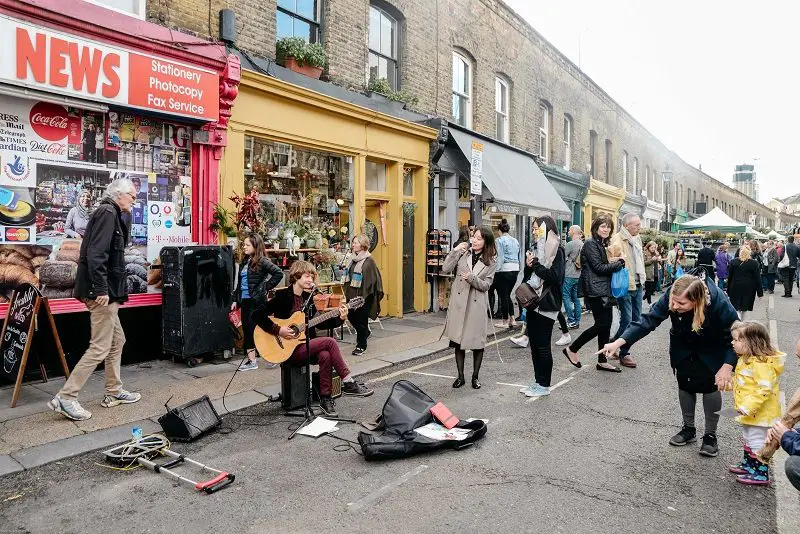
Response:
[304,308,342,331]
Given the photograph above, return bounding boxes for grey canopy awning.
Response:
[448,128,571,218]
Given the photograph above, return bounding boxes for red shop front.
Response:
[0,0,239,365]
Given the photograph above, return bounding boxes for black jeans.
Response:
[764,272,776,292]
[241,298,256,354]
[349,294,374,349]
[781,268,795,296]
[527,311,554,387]
[643,280,657,303]
[495,271,518,320]
[568,296,613,363]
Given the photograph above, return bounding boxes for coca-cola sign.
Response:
[29,102,69,141]
[29,141,67,156]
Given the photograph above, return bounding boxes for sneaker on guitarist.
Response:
[252,261,373,417]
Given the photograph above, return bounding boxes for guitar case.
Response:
[357,380,487,461]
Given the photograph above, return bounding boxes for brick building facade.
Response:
[148,0,777,229]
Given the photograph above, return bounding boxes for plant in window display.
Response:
[229,190,261,233]
[402,201,418,224]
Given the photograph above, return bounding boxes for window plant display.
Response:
[276,37,327,80]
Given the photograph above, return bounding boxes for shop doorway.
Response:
[402,212,415,313]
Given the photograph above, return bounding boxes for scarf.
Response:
[527,222,560,295]
[621,227,646,283]
[343,251,370,289]
[76,201,94,219]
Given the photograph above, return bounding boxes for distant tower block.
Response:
[733,164,757,201]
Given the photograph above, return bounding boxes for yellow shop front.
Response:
[582,179,626,235]
[220,70,437,317]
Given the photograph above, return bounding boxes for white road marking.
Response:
[410,371,457,379]
[496,382,528,388]
[769,295,775,309]
[347,465,429,512]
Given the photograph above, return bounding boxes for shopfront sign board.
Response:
[0,283,69,407]
[0,15,219,122]
[469,140,483,196]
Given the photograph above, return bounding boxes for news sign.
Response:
[0,15,219,122]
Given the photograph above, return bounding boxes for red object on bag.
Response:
[430,402,459,429]
[228,308,242,328]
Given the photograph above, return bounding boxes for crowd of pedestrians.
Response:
[441,215,800,490]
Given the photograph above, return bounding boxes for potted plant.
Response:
[276,37,326,79]
[209,203,236,245]
[366,77,419,110]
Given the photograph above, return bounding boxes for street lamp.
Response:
[662,168,673,232]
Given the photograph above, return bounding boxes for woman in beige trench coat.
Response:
[441,226,497,389]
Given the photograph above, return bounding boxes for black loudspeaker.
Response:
[219,9,237,44]
[281,365,341,410]
[158,395,222,442]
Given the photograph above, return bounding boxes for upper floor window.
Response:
[644,165,650,197]
[632,157,638,194]
[589,130,597,178]
[622,151,629,191]
[452,52,472,127]
[563,115,572,171]
[84,0,145,18]
[604,139,612,183]
[369,5,399,90]
[495,77,509,143]
[539,104,550,162]
[277,0,321,43]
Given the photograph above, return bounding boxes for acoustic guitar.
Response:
[253,297,365,364]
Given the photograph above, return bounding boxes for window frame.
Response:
[622,151,629,192]
[277,0,322,43]
[632,157,638,195]
[84,0,146,19]
[604,139,612,184]
[451,51,473,128]
[538,104,550,163]
[368,4,399,90]
[563,115,572,171]
[495,77,510,143]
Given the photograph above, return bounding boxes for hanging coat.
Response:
[440,248,496,350]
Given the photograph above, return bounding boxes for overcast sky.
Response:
[505,0,799,203]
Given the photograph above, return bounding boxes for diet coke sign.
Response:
[29,102,69,141]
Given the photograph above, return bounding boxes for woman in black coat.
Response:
[231,233,284,370]
[519,215,565,397]
[563,215,625,372]
[727,244,763,320]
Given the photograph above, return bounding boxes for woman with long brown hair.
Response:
[643,240,660,304]
[599,274,740,458]
[562,215,625,372]
[441,225,497,389]
[232,233,284,371]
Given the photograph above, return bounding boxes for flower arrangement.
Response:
[229,190,261,234]
[209,203,236,237]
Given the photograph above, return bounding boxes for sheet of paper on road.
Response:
[414,422,471,441]
[297,417,339,437]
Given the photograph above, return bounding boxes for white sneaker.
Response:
[520,382,538,393]
[510,335,529,348]
[555,333,572,346]
[524,384,551,397]
[100,389,142,408]
[47,395,92,421]
[238,359,259,371]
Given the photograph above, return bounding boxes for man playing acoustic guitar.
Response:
[252,261,373,417]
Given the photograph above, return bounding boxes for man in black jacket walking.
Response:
[780,236,800,297]
[48,178,141,421]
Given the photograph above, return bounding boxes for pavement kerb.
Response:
[0,330,515,478]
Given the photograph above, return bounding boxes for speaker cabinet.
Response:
[281,365,341,411]
[157,395,222,442]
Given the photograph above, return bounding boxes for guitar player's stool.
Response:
[280,363,341,411]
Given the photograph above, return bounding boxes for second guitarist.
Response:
[252,261,373,417]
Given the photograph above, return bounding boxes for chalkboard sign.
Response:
[0,283,69,407]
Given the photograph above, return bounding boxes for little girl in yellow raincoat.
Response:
[729,320,785,486]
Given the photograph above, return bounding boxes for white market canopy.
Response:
[767,230,785,241]
[678,207,747,233]
[746,226,768,239]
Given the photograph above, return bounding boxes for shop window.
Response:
[365,161,387,192]
[277,0,321,43]
[85,0,145,19]
[403,167,413,196]
[563,115,572,171]
[452,51,472,128]
[244,136,355,257]
[495,77,509,143]
[368,4,400,90]
[539,103,550,162]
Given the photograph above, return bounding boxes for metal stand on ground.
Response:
[286,290,318,440]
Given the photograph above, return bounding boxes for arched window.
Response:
[495,76,510,143]
[563,114,573,170]
[539,102,552,162]
[368,2,402,90]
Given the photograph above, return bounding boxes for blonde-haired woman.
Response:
[343,234,384,355]
[599,275,739,457]
[727,245,763,320]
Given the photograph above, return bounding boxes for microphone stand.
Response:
[288,287,318,440]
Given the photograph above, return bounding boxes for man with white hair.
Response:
[561,225,584,330]
[48,178,141,421]
[608,213,645,368]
